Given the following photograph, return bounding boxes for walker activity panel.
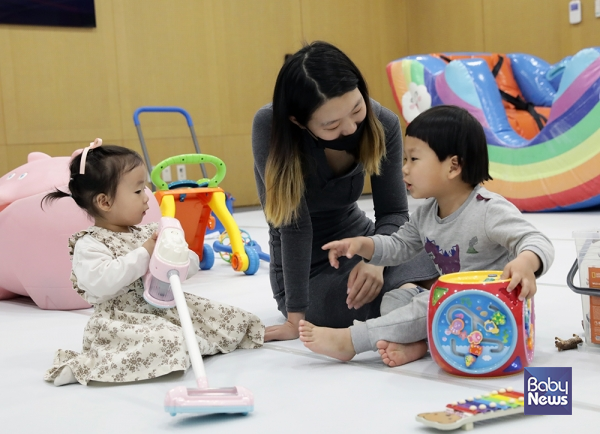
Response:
[416,387,525,431]
[428,271,534,377]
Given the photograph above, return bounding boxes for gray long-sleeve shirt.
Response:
[252,100,437,312]
[369,185,554,276]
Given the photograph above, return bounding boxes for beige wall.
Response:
[1,0,598,206]
[406,0,600,63]
[0,0,407,205]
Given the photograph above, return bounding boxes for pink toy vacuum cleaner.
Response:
[143,217,254,416]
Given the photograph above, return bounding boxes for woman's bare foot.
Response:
[298,320,356,361]
[376,340,428,367]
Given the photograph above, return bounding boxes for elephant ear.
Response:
[27,152,52,163]
[72,149,84,158]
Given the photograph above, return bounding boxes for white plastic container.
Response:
[573,230,600,352]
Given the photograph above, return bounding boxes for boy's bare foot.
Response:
[298,320,356,361]
[376,340,428,367]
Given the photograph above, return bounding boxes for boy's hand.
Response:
[142,232,158,256]
[322,237,374,269]
[501,251,541,300]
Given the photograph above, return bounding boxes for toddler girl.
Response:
[42,139,264,386]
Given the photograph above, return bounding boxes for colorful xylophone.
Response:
[416,388,524,431]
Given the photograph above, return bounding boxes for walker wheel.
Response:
[199,244,215,270]
[231,253,243,272]
[243,245,260,275]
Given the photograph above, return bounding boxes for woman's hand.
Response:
[264,311,305,342]
[346,261,384,310]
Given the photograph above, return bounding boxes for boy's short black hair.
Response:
[405,105,492,186]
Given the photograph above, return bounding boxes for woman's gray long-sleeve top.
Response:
[251,100,438,316]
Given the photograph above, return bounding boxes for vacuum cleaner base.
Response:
[164,385,254,416]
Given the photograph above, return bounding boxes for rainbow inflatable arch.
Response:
[387,48,600,212]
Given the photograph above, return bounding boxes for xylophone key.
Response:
[446,403,478,414]
[489,394,522,407]
[480,399,511,410]
[500,390,525,400]
[470,399,507,411]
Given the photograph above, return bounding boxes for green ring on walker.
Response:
[150,154,226,191]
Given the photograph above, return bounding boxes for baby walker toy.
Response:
[143,217,254,416]
[134,106,235,234]
[213,229,270,263]
[428,271,534,377]
[150,154,260,277]
[416,387,524,431]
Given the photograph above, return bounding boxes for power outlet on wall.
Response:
[176,165,187,181]
[569,0,582,24]
[161,166,172,182]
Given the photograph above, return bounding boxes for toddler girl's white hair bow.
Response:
[79,138,102,175]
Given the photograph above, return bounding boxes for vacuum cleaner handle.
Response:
[168,270,209,389]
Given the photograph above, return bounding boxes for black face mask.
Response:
[307,121,365,152]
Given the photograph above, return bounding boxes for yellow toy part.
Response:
[436,270,508,285]
[159,194,176,218]
[208,191,248,272]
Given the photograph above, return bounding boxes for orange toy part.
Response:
[433,53,549,139]
[155,187,222,261]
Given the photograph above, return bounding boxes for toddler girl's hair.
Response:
[42,145,145,218]
[405,105,492,186]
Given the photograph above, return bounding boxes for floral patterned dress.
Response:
[44,224,264,385]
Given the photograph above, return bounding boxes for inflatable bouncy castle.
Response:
[387,48,600,212]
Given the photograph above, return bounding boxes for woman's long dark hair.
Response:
[265,41,385,227]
